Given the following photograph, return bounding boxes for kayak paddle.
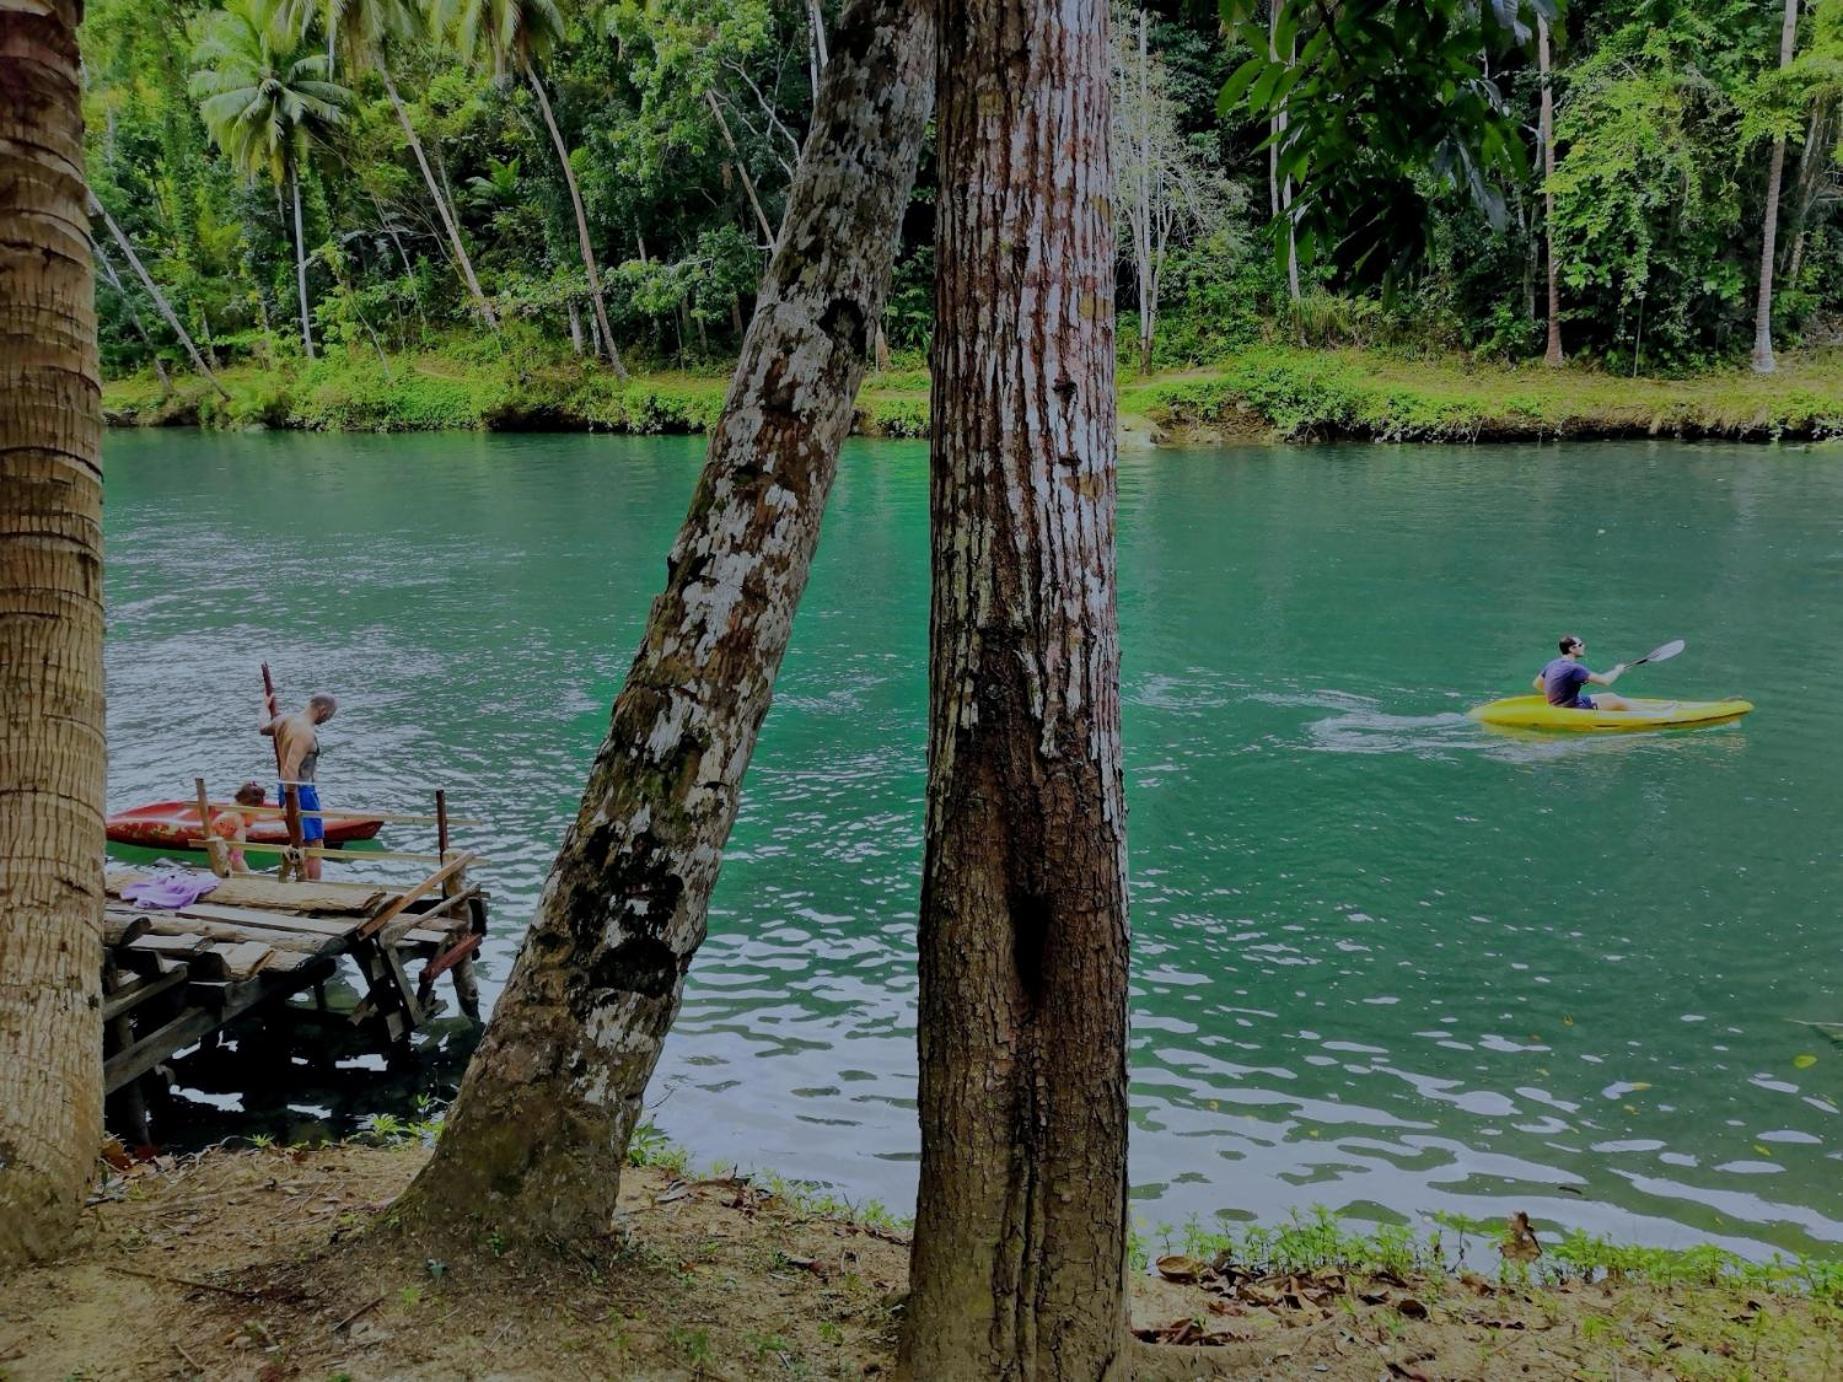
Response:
[1628,638,1685,669]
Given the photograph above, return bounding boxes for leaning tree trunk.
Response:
[382,66,498,331]
[1784,100,1837,284]
[89,193,229,398]
[290,167,316,360]
[1539,16,1563,367]
[0,0,106,1268]
[526,63,626,378]
[395,0,935,1244]
[900,0,1131,1377]
[1752,0,1801,375]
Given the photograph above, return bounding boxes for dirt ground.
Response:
[1,1142,1839,1380]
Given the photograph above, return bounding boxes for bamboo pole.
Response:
[196,777,229,878]
[200,801,484,826]
[177,839,484,866]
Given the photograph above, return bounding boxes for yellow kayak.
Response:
[1468,694,1754,732]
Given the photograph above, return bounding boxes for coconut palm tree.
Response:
[0,0,106,1269]
[269,0,499,329]
[434,0,626,374]
[190,0,348,358]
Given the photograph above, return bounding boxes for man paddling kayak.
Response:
[261,690,337,879]
[1533,634,1630,712]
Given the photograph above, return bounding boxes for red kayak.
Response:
[106,801,384,850]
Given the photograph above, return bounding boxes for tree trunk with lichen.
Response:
[395,0,935,1245]
[0,0,106,1269]
[898,0,1131,1376]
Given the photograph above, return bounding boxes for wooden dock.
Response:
[102,851,487,1140]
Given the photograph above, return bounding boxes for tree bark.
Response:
[0,0,106,1268]
[382,65,498,331]
[394,0,935,1245]
[89,193,229,398]
[291,167,316,360]
[1539,16,1563,367]
[899,0,1130,1377]
[526,62,627,378]
[1751,0,1801,374]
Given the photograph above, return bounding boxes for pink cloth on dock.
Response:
[120,870,221,911]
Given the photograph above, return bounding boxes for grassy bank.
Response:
[103,345,1843,442]
[5,1133,1840,1378]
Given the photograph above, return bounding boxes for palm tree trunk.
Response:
[1539,16,1563,366]
[525,62,626,378]
[382,65,497,331]
[1752,0,1801,375]
[89,193,230,398]
[393,0,934,1246]
[0,0,106,1269]
[902,0,1129,1373]
[291,167,316,360]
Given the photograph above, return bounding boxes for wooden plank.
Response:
[176,902,358,940]
[104,1005,219,1091]
[418,932,480,988]
[108,911,341,956]
[205,941,275,980]
[106,869,388,915]
[102,911,153,946]
[102,965,189,1023]
[124,934,204,957]
[355,853,476,940]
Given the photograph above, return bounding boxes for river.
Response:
[103,429,1843,1259]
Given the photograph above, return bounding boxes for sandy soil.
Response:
[1,1142,1839,1380]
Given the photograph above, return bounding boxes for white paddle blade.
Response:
[1640,638,1685,665]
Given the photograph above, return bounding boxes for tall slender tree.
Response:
[0,0,106,1268]
[190,0,348,359]
[395,0,934,1243]
[1539,13,1564,365]
[1753,0,1804,374]
[272,0,500,329]
[435,0,623,372]
[89,192,231,397]
[901,0,1131,1376]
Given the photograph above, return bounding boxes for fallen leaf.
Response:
[1794,1054,1818,1070]
[1154,1253,1206,1284]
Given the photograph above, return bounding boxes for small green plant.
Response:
[398,1283,422,1308]
[817,1321,844,1346]
[668,1324,712,1367]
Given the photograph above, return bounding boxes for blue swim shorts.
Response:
[282,782,327,842]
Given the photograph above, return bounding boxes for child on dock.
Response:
[210,781,267,873]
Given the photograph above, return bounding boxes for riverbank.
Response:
[4,1137,1839,1379]
[102,345,1843,443]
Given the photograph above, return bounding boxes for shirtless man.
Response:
[261,691,337,879]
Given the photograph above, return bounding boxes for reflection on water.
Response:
[104,432,1843,1259]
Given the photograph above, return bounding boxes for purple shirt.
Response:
[1541,657,1591,707]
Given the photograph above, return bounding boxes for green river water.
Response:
[104,429,1843,1258]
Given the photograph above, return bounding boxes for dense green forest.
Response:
[86,0,1843,386]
